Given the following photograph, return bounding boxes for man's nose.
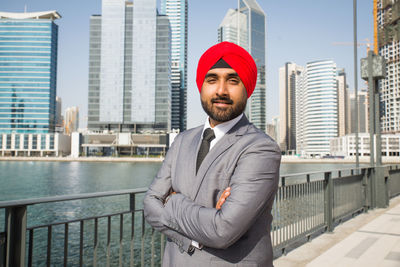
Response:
[216,80,228,95]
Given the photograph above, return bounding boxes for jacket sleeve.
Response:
[160,138,281,249]
[143,134,193,252]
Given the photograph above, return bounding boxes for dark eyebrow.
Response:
[227,73,240,79]
[204,73,218,79]
[204,72,240,79]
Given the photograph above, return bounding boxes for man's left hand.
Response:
[216,187,231,210]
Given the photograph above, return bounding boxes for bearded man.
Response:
[144,41,281,267]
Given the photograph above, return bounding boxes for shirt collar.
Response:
[202,113,243,141]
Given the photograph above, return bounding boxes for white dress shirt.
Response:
[202,113,243,150]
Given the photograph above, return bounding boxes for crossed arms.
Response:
[143,134,281,251]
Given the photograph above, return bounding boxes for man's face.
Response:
[200,68,247,127]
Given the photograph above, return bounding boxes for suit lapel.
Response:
[189,128,203,177]
[191,115,250,200]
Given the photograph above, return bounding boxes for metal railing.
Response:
[1,165,400,266]
[0,189,163,267]
[272,165,400,255]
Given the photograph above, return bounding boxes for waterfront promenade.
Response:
[274,195,400,267]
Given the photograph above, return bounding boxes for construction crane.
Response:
[332,38,373,54]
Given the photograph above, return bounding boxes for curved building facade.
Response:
[304,60,338,156]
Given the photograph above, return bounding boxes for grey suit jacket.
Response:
[144,115,281,267]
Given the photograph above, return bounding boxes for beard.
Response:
[201,95,247,123]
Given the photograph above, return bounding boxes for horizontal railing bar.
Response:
[281,166,372,179]
[333,174,364,180]
[0,187,148,208]
[27,209,144,230]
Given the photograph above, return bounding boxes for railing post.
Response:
[371,166,389,208]
[369,167,376,208]
[375,166,389,208]
[362,168,371,211]
[130,193,135,211]
[324,172,333,232]
[0,232,6,267]
[5,205,27,267]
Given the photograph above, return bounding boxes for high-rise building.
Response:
[87,14,101,129]
[160,0,188,131]
[218,0,266,131]
[88,0,171,132]
[65,106,79,134]
[337,69,350,136]
[297,60,338,156]
[267,116,279,143]
[377,0,400,133]
[350,89,369,133]
[55,96,62,126]
[155,15,172,130]
[295,67,307,155]
[0,11,60,133]
[55,96,64,132]
[279,62,304,152]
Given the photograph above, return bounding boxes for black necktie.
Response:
[196,128,215,173]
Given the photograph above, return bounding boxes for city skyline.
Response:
[1,0,374,130]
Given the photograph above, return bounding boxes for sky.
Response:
[2,0,374,129]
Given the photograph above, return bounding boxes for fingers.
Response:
[216,187,231,210]
[164,191,177,205]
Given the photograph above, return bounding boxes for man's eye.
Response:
[229,79,239,84]
[206,78,217,83]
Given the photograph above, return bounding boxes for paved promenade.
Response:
[274,195,400,267]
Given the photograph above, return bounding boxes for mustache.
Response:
[211,96,233,105]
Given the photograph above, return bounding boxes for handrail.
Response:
[0,187,148,208]
[281,166,372,178]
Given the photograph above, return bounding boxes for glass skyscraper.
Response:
[218,0,266,132]
[298,60,338,157]
[88,0,171,132]
[160,0,188,131]
[0,11,60,133]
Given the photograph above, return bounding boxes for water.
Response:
[0,161,161,201]
[0,160,363,265]
[0,160,362,201]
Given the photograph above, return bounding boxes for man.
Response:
[144,41,281,266]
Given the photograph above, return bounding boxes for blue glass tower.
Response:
[160,0,188,131]
[0,11,60,133]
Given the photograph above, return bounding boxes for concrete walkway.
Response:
[274,195,400,267]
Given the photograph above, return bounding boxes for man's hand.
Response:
[216,187,231,210]
[164,191,176,205]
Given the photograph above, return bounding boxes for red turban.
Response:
[196,42,257,98]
